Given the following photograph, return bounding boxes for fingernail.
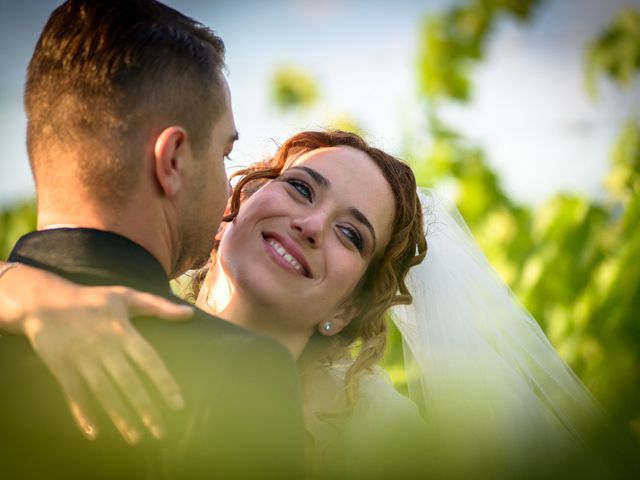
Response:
[117,419,141,445]
[170,393,185,410]
[142,415,165,439]
[150,423,165,439]
[71,403,98,440]
[83,423,98,440]
[124,427,141,445]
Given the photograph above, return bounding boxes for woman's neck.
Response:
[195,263,313,359]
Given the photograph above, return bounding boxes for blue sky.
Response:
[1,0,638,206]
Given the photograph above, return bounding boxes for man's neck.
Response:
[39,223,81,230]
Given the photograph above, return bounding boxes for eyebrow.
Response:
[229,131,239,143]
[288,165,377,251]
[290,165,329,188]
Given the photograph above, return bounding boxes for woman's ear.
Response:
[317,303,358,337]
[153,126,189,198]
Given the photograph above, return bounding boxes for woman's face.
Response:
[216,145,395,333]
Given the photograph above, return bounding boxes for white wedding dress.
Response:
[303,361,426,478]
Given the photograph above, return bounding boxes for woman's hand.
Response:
[0,263,193,444]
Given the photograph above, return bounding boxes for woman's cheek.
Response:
[332,252,366,293]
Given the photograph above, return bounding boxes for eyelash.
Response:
[338,225,364,251]
[224,155,233,163]
[287,178,313,202]
[286,178,364,252]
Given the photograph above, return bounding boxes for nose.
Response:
[291,211,326,248]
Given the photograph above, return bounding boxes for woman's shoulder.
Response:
[308,361,424,432]
[333,364,429,476]
[302,361,424,427]
[345,364,424,429]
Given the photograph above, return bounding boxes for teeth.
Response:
[267,238,304,274]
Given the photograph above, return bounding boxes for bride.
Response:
[0,130,606,478]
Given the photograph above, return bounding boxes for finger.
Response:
[48,362,100,440]
[102,351,166,439]
[76,358,143,444]
[124,333,184,411]
[118,288,194,321]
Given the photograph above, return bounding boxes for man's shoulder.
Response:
[133,300,298,391]
[130,300,305,477]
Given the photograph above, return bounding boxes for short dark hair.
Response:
[25,0,226,205]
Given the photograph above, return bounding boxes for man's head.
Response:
[25,0,237,275]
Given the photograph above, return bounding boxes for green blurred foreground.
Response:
[2,0,639,452]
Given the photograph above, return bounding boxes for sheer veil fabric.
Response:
[390,189,605,472]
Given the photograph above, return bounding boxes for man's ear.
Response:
[318,303,358,337]
[153,126,189,198]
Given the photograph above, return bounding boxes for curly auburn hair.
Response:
[192,130,427,402]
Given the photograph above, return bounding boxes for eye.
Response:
[338,225,364,251]
[287,179,313,202]
[224,154,233,163]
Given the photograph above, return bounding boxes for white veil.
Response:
[390,189,605,471]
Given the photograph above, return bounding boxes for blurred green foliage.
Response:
[327,114,366,138]
[270,65,319,112]
[417,0,542,102]
[585,8,640,99]
[407,0,640,443]
[0,201,36,260]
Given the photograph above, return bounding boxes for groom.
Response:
[0,0,304,478]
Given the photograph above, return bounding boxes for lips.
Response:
[261,231,312,278]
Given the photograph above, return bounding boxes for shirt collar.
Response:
[8,228,173,296]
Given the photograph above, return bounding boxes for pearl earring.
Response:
[322,321,332,332]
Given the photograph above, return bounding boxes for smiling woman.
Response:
[193,130,426,396]
[204,143,396,358]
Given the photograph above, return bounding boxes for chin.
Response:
[232,266,293,307]
[180,228,216,272]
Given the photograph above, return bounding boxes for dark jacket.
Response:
[0,228,306,479]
